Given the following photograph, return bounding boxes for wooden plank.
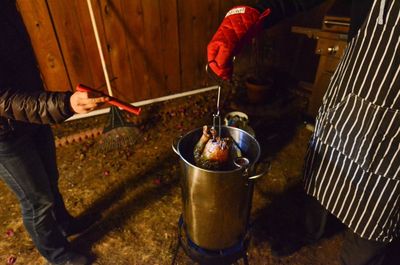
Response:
[177,0,195,90]
[119,0,149,101]
[292,26,348,41]
[118,0,181,100]
[141,0,170,99]
[158,0,180,95]
[73,0,110,93]
[178,0,218,91]
[100,0,136,101]
[137,0,163,99]
[46,0,97,91]
[16,0,71,91]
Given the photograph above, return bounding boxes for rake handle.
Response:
[76,84,141,116]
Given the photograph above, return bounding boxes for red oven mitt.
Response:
[207,6,271,80]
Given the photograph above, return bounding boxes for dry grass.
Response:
[0,91,343,265]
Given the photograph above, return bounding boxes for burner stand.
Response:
[171,215,250,265]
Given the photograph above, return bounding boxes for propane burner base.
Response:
[172,215,250,265]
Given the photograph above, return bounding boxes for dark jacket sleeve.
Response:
[255,0,327,27]
[0,88,74,124]
[0,1,74,125]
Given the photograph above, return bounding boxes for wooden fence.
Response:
[16,0,251,102]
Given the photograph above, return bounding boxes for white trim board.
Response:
[66,85,219,121]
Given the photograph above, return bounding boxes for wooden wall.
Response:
[16,0,332,102]
[16,0,252,102]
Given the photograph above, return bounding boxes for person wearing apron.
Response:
[207,0,399,264]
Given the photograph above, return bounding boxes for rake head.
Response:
[97,106,140,151]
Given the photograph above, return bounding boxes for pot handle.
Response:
[171,136,182,155]
[248,161,270,181]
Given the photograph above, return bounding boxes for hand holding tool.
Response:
[76,84,141,116]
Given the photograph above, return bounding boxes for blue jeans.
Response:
[0,124,73,264]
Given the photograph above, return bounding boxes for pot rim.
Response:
[175,125,260,174]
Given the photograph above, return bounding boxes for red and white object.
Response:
[76,83,141,115]
[207,6,271,80]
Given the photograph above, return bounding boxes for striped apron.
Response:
[304,0,400,243]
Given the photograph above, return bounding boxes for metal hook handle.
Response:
[171,135,182,155]
[248,162,271,181]
[211,85,222,138]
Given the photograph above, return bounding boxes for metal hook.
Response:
[205,58,235,138]
[211,85,221,138]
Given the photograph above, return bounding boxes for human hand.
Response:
[207,6,271,80]
[69,91,109,114]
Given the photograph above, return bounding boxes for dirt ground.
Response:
[0,85,344,265]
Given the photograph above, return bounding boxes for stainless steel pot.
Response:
[172,126,264,250]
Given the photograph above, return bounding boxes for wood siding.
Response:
[16,0,251,102]
[16,0,71,91]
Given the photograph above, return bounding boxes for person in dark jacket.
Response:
[208,0,400,264]
[0,1,108,265]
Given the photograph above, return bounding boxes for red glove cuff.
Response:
[207,6,271,80]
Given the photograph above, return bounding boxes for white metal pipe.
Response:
[66,85,219,121]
